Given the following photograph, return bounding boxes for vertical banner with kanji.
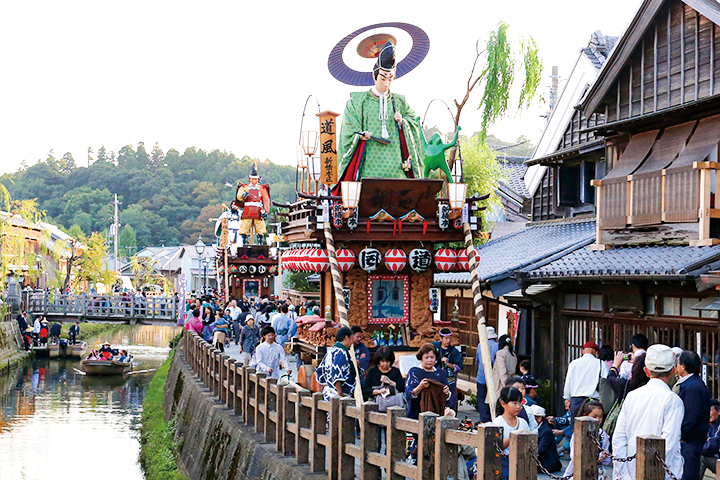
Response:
[316,110,339,185]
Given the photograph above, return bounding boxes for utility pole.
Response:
[112,194,121,272]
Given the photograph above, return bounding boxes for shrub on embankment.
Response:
[140,348,189,480]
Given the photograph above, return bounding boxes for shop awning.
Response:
[603,129,659,180]
[669,114,720,168]
[633,122,695,174]
[691,296,720,311]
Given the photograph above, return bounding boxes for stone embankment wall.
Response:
[0,322,26,371]
[163,352,321,480]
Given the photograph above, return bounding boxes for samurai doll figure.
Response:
[234,164,270,245]
[215,203,243,255]
[334,41,423,192]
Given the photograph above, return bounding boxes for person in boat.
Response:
[99,342,119,359]
[87,350,99,360]
[118,350,130,362]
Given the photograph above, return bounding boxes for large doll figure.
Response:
[335,42,423,186]
[234,164,270,245]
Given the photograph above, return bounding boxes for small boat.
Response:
[49,340,88,359]
[81,359,132,375]
[81,342,132,375]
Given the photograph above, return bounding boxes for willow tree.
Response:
[453,22,542,140]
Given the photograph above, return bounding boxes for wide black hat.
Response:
[249,164,260,179]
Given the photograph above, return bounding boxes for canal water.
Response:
[0,325,181,480]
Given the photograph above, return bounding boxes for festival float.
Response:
[279,23,489,364]
[214,164,278,301]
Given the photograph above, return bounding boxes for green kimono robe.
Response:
[338,90,423,179]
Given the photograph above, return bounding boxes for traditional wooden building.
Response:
[518,0,720,408]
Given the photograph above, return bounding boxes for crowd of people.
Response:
[15,310,80,350]
[184,294,720,479]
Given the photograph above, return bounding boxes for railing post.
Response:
[338,397,356,480]
[281,385,296,456]
[417,412,438,480]
[310,392,326,473]
[275,382,286,452]
[434,416,460,480]
[360,402,380,480]
[476,424,503,480]
[385,407,404,480]
[636,435,665,480]
[221,355,231,404]
[296,389,311,464]
[508,430,537,480]
[574,416,600,480]
[264,377,277,443]
[244,367,255,426]
[255,372,267,434]
[213,349,220,393]
[328,396,341,480]
[233,364,242,416]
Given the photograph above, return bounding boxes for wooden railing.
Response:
[182,329,685,480]
[27,291,178,322]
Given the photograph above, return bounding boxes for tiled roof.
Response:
[581,32,619,71]
[433,219,596,286]
[524,244,720,280]
[497,156,530,198]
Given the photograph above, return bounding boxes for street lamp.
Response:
[447,183,468,211]
[194,236,205,294]
[202,257,211,295]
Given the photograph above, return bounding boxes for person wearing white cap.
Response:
[531,404,562,474]
[612,344,684,480]
[475,326,499,422]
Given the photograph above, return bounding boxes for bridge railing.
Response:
[182,329,677,480]
[28,291,178,321]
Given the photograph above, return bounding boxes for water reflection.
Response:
[0,325,180,480]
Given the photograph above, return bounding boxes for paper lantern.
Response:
[408,248,433,272]
[456,249,470,271]
[308,249,330,273]
[295,248,306,271]
[358,248,382,272]
[435,248,458,272]
[336,248,356,272]
[384,248,407,273]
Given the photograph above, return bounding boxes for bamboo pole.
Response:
[323,215,364,406]
[463,222,497,418]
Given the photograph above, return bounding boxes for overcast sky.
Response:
[0,0,643,175]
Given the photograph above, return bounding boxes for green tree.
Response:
[117,145,135,167]
[136,141,150,168]
[461,137,505,232]
[74,231,115,291]
[97,146,108,164]
[149,142,165,170]
[118,225,138,257]
[60,152,76,173]
[453,22,542,140]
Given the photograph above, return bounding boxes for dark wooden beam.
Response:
[629,64,633,117]
[641,37,645,114]
[668,6,672,107]
[654,23,658,112]
[695,9,700,101]
[712,22,715,96]
[681,4,686,104]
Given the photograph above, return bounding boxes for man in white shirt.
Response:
[619,333,648,380]
[563,341,609,418]
[612,344,684,480]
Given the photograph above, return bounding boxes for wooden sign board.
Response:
[316,110,339,185]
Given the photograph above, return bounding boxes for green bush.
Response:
[139,349,188,480]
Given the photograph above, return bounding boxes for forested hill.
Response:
[4,143,297,249]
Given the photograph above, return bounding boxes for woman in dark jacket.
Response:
[362,347,405,402]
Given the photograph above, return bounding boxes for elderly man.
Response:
[700,399,720,477]
[612,344,684,480]
[563,341,609,419]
